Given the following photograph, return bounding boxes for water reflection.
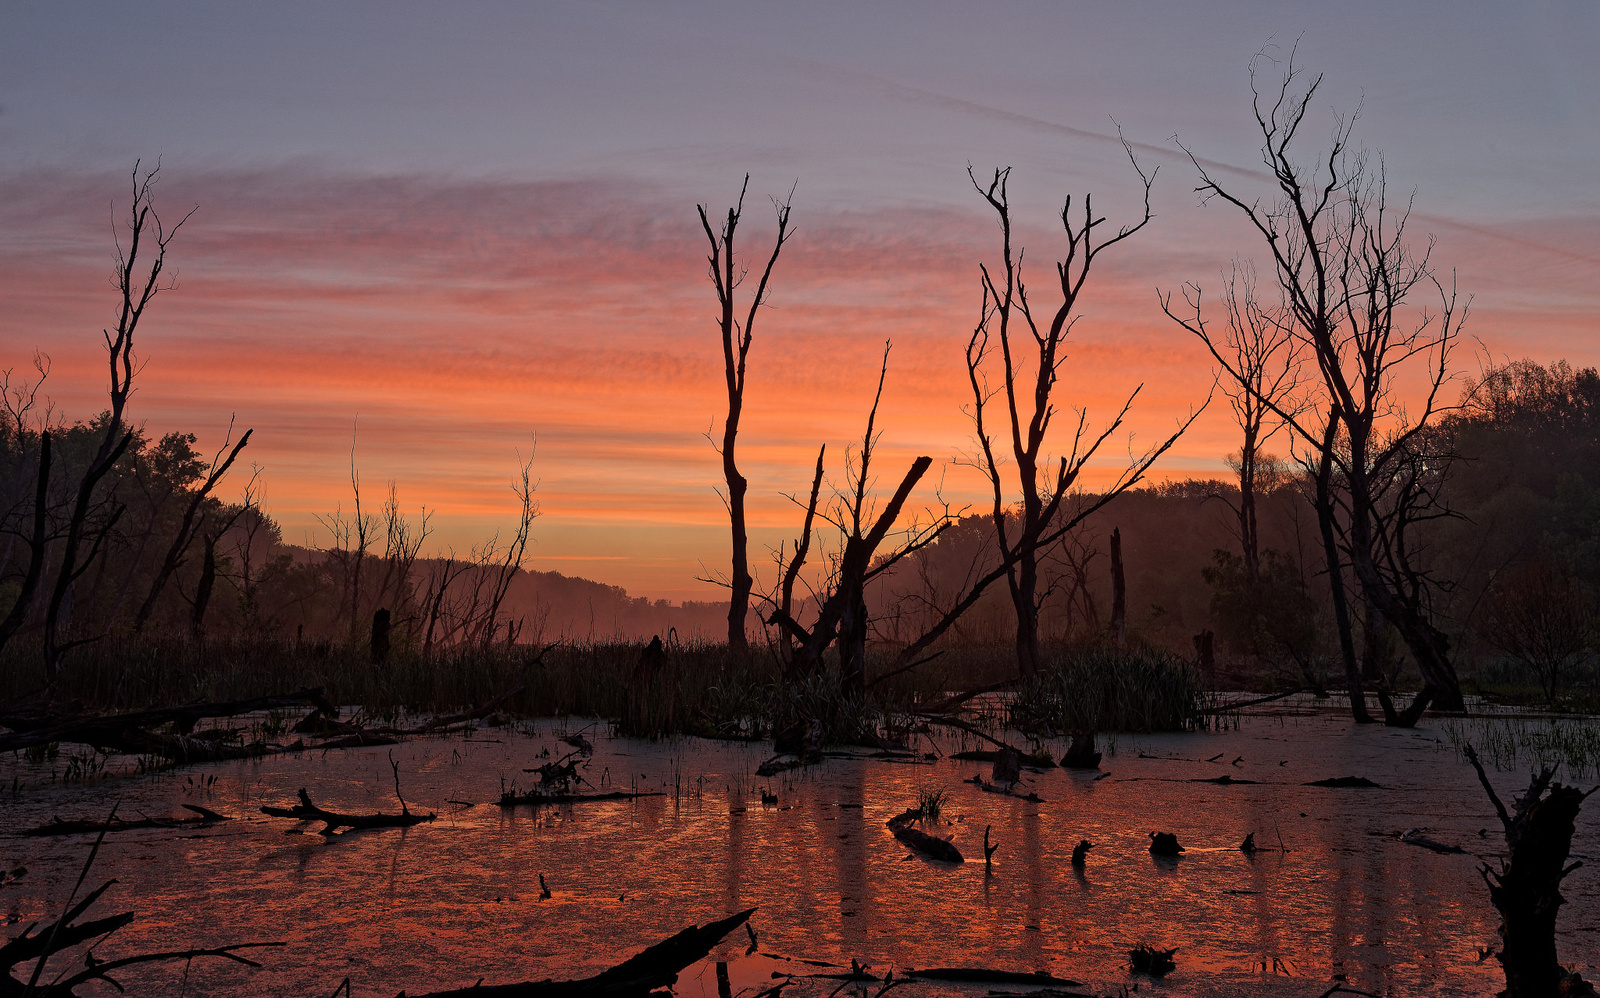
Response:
[1,710,1593,997]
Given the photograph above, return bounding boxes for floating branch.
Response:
[401,908,755,997]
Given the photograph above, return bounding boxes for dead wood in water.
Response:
[399,908,756,998]
[497,790,664,808]
[262,789,433,834]
[886,807,963,863]
[905,968,1081,986]
[22,804,230,837]
[1465,745,1598,997]
[0,688,337,761]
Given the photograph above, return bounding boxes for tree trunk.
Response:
[1315,428,1371,724]
[1467,749,1596,998]
[1011,547,1042,677]
[1109,528,1126,647]
[0,433,51,654]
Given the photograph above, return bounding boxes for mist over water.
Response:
[3,706,1596,997]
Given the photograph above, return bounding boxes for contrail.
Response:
[799,61,1600,269]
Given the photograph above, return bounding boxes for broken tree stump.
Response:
[1466,746,1597,997]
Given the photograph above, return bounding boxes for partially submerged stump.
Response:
[1060,730,1101,770]
[1071,840,1093,867]
[1129,944,1177,977]
[1148,832,1183,857]
[1465,746,1597,997]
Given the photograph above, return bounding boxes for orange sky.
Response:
[4,165,1597,599]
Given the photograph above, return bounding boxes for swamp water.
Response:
[3,704,1598,997]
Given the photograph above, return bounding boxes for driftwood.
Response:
[400,908,756,998]
[1465,746,1598,998]
[1305,776,1383,788]
[22,804,230,837]
[262,788,435,834]
[886,807,963,863]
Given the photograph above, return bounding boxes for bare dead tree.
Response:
[1164,51,1468,716]
[699,177,794,654]
[132,416,252,631]
[963,149,1198,676]
[1209,264,1303,582]
[42,163,194,676]
[765,345,948,688]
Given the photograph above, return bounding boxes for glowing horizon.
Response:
[3,4,1596,600]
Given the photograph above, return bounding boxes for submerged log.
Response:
[886,807,964,863]
[1465,746,1598,997]
[497,790,664,808]
[1305,776,1383,789]
[0,688,337,761]
[261,788,435,834]
[22,804,230,837]
[906,968,1082,986]
[400,908,756,998]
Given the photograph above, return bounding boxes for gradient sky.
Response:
[3,2,1597,600]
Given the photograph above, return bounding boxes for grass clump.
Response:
[1011,645,1208,733]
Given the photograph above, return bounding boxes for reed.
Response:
[1011,645,1208,733]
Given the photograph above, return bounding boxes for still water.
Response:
[2,705,1596,997]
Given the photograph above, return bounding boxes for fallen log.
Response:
[1399,828,1465,854]
[905,968,1081,986]
[0,688,336,759]
[1305,776,1382,788]
[886,807,963,863]
[400,908,756,998]
[262,788,434,834]
[497,790,664,808]
[22,804,230,837]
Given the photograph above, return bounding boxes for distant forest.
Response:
[3,356,1595,696]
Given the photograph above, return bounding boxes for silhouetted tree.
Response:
[699,177,793,654]
[43,163,194,676]
[1166,52,1468,717]
[767,345,946,688]
[963,153,1200,676]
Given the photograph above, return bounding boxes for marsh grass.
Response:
[1443,716,1600,780]
[1011,646,1209,733]
[1,636,947,744]
[3,635,1217,744]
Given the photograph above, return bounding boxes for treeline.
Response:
[869,359,1600,701]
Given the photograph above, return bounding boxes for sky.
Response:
[2,2,1597,601]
